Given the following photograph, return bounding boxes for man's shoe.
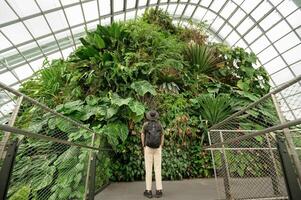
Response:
[155,190,163,198]
[144,190,152,198]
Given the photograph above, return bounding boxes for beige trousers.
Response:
[144,146,162,190]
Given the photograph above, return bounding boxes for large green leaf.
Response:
[131,80,157,96]
[56,118,77,133]
[85,95,99,106]
[102,122,129,146]
[237,80,250,91]
[111,93,132,107]
[106,106,119,119]
[10,186,31,200]
[31,165,55,191]
[93,34,105,49]
[54,147,79,170]
[128,100,145,116]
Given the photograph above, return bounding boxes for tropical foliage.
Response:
[9,8,277,199]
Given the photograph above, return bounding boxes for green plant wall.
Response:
[9,8,276,199]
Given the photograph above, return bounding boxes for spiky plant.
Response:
[184,44,220,74]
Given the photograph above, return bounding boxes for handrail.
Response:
[0,124,102,151]
[205,117,301,148]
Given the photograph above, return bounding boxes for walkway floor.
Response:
[95,178,219,200]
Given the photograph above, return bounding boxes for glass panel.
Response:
[150,0,159,4]
[266,20,290,42]
[244,27,261,44]
[264,56,286,75]
[167,4,177,15]
[45,10,69,32]
[139,0,147,6]
[1,22,33,45]
[282,44,301,66]
[271,68,294,85]
[236,17,254,35]
[218,24,232,40]
[250,35,269,53]
[220,1,237,19]
[0,33,12,51]
[0,0,18,24]
[175,4,186,16]
[127,0,136,9]
[193,7,206,20]
[274,32,300,53]
[126,10,136,20]
[240,0,261,13]
[257,46,279,64]
[210,17,224,31]
[286,9,301,29]
[65,5,84,26]
[99,0,111,16]
[29,57,45,72]
[277,0,297,17]
[114,0,124,12]
[83,1,99,21]
[7,0,40,17]
[13,64,33,80]
[210,0,226,11]
[200,0,212,8]
[0,72,18,85]
[61,0,79,6]
[36,0,60,11]
[227,31,240,45]
[114,14,125,22]
[259,10,281,31]
[228,8,245,27]
[291,61,301,76]
[137,8,146,17]
[183,5,195,18]
[24,16,51,38]
[251,1,272,21]
[235,39,248,49]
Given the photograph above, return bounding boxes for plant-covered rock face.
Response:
[13,7,276,199]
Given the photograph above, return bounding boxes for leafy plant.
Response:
[184,44,220,75]
[190,94,239,126]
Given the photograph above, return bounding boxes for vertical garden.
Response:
[7,8,277,199]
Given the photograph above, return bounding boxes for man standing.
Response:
[141,110,164,198]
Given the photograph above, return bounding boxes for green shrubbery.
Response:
[10,8,277,199]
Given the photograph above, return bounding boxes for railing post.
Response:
[0,96,23,159]
[84,133,96,200]
[88,152,96,200]
[265,134,281,195]
[219,131,232,200]
[271,94,301,185]
[0,139,18,200]
[276,135,301,200]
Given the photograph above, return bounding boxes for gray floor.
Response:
[95,178,218,200]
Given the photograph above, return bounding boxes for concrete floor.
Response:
[95,178,218,200]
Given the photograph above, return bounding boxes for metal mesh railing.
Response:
[208,130,287,200]
[7,135,90,200]
[206,75,301,200]
[0,82,100,200]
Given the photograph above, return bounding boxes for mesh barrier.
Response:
[208,130,288,200]
[0,84,99,199]
[206,77,301,200]
[7,134,90,200]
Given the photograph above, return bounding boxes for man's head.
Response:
[146,110,159,121]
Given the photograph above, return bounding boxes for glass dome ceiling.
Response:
[0,0,301,121]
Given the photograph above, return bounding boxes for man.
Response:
[141,110,164,198]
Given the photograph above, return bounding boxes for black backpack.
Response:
[144,121,162,148]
